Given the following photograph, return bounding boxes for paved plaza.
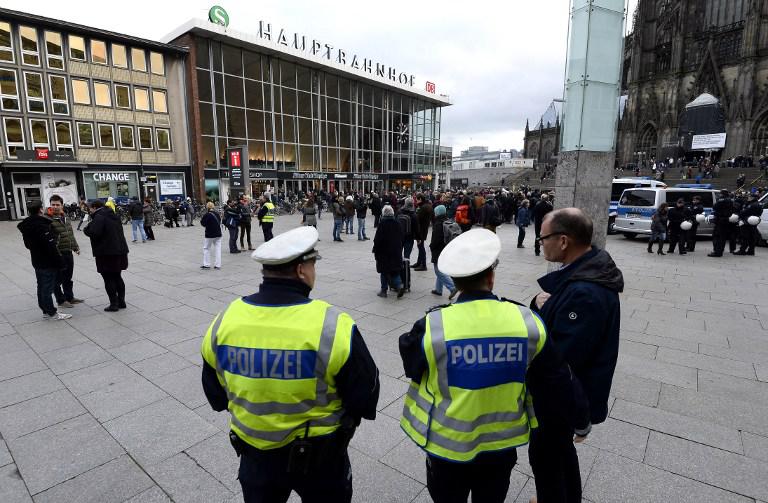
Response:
[0,213,767,502]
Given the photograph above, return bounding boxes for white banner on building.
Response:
[511,158,535,168]
[41,172,78,205]
[160,179,183,194]
[691,133,726,150]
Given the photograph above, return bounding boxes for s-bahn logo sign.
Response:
[208,6,230,27]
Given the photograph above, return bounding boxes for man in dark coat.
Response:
[83,199,130,312]
[686,195,704,252]
[370,193,382,228]
[412,194,432,271]
[372,205,405,298]
[735,193,762,255]
[529,208,623,503]
[666,198,688,255]
[18,201,70,320]
[532,194,553,256]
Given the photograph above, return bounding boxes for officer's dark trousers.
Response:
[262,222,274,242]
[739,226,758,254]
[238,445,352,503]
[728,223,739,252]
[426,449,517,503]
[529,424,581,503]
[667,228,686,254]
[687,223,698,251]
[712,223,728,256]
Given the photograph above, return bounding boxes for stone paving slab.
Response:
[1,215,768,502]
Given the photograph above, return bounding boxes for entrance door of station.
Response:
[15,185,42,218]
[143,183,158,203]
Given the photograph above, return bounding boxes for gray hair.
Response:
[404,197,414,209]
[382,205,395,217]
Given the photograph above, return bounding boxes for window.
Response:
[44,31,64,69]
[150,52,164,75]
[77,122,94,147]
[19,26,39,66]
[93,81,111,107]
[29,119,49,148]
[152,89,167,113]
[54,121,73,151]
[71,79,90,105]
[98,123,115,148]
[112,44,127,68]
[90,40,107,65]
[0,68,20,111]
[156,128,170,150]
[49,75,69,115]
[114,84,130,108]
[69,35,85,61]
[138,127,152,149]
[4,117,24,157]
[619,189,656,207]
[118,125,134,149]
[24,72,45,113]
[0,22,13,62]
[134,87,149,110]
[131,48,146,71]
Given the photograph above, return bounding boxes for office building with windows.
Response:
[0,8,190,220]
[164,17,450,200]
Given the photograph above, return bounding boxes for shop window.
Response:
[54,121,73,152]
[134,87,149,110]
[131,48,146,72]
[19,26,39,66]
[90,40,107,65]
[29,119,49,148]
[0,22,14,63]
[44,31,64,70]
[156,128,171,151]
[138,126,152,149]
[24,72,45,113]
[112,44,127,68]
[118,125,134,149]
[48,75,69,115]
[98,123,115,148]
[152,89,167,113]
[115,84,130,108]
[0,68,20,111]
[150,52,164,75]
[93,81,111,107]
[77,122,94,147]
[69,35,85,61]
[72,78,91,105]
[3,117,24,157]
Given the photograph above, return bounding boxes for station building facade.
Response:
[164,18,451,200]
[0,8,191,220]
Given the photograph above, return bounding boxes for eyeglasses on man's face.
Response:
[536,232,566,244]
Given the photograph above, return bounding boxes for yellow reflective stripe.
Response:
[210,303,341,417]
[428,310,451,400]
[402,407,529,454]
[405,386,525,433]
[518,306,540,365]
[232,410,343,444]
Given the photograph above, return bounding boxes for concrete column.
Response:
[553,150,615,249]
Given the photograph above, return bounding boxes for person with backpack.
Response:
[398,197,418,261]
[429,204,458,299]
[454,196,473,232]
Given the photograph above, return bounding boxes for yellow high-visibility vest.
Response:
[201,298,354,450]
[401,299,545,462]
[262,202,275,223]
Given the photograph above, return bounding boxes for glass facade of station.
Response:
[192,36,445,196]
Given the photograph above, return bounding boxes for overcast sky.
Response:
[4,0,638,155]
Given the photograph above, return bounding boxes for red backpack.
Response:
[455,205,470,225]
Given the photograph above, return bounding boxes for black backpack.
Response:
[397,212,412,237]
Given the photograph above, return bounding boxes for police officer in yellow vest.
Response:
[257,194,276,242]
[201,226,379,502]
[398,228,590,503]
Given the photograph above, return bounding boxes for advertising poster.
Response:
[160,179,183,195]
[41,172,78,205]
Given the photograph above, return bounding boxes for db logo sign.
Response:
[229,150,241,168]
[425,82,436,94]
[35,148,49,160]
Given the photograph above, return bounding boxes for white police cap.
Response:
[251,226,321,265]
[438,228,501,278]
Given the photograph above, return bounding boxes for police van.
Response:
[614,185,719,239]
[759,192,768,245]
[608,178,667,233]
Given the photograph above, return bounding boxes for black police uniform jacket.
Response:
[532,247,624,425]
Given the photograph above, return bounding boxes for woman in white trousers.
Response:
[200,202,222,269]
